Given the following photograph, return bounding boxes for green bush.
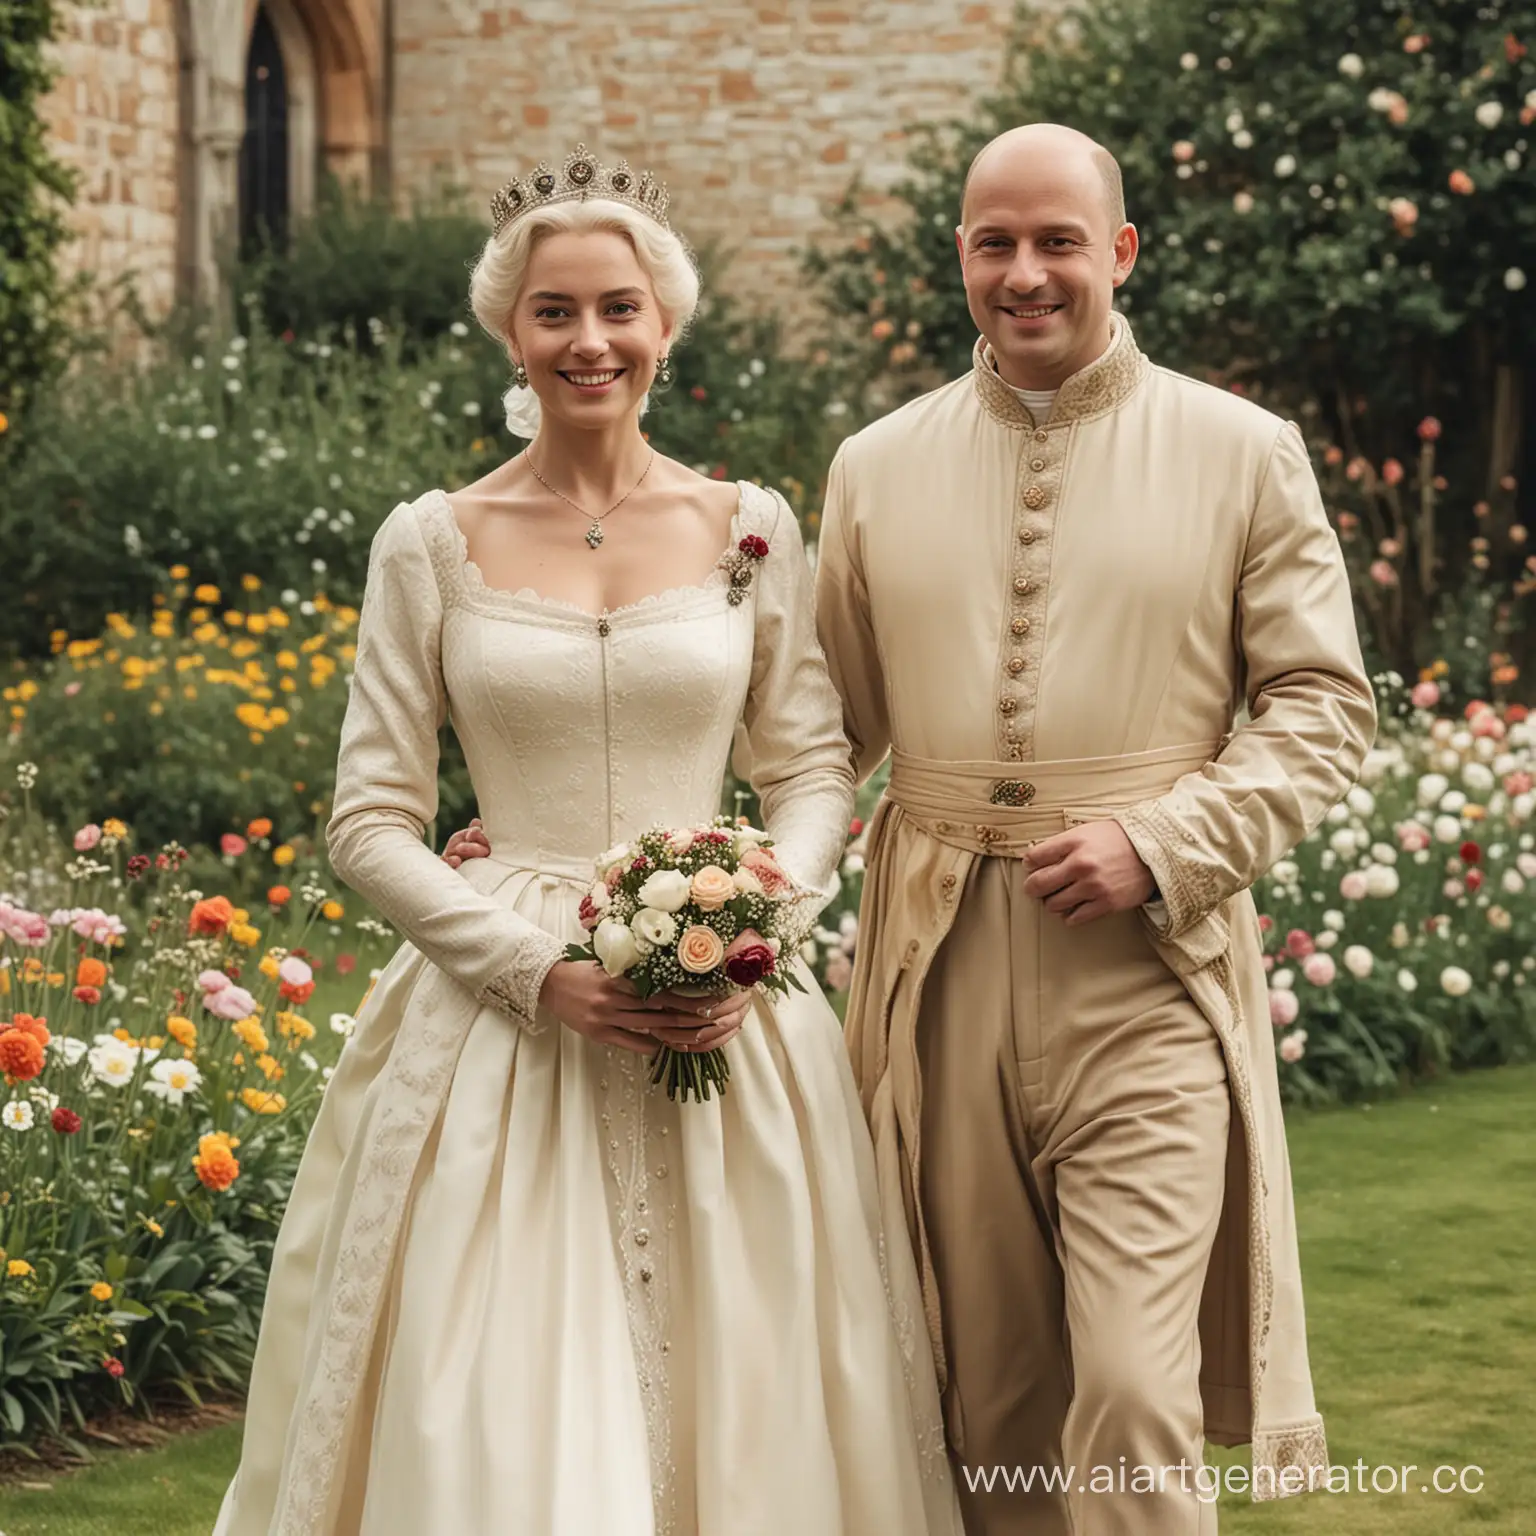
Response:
[0,0,80,416]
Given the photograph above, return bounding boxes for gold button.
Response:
[1011,617,1030,635]
[1022,486,1047,511]
[1030,457,1046,472]
[1034,430,1048,443]
[1013,575,1030,593]
[1007,742,1027,760]
[941,874,957,890]
[1019,528,1036,544]
[1007,657,1025,675]
[998,697,1017,715]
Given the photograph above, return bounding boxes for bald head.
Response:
[962,124,1126,235]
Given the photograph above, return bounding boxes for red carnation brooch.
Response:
[721,534,770,606]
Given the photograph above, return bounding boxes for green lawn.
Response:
[1,1065,1532,1535]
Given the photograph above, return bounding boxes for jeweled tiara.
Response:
[489,143,671,235]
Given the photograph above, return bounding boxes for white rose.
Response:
[1397,968,1418,993]
[1343,945,1375,979]
[1433,815,1463,845]
[630,908,678,949]
[1270,968,1295,991]
[732,867,766,896]
[587,881,611,913]
[1322,910,1346,932]
[1274,154,1297,177]
[1501,869,1525,895]
[733,826,773,849]
[597,842,631,871]
[1345,785,1376,817]
[1329,828,1359,857]
[1325,802,1351,825]
[635,869,691,913]
[1475,100,1504,129]
[1516,793,1536,821]
[1338,52,1364,78]
[1416,772,1449,806]
[1440,966,1473,997]
[592,918,643,977]
[1270,859,1300,886]
[1316,930,1338,951]
[1439,789,1468,814]
[1365,864,1400,898]
[1370,843,1398,865]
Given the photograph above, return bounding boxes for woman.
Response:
[214,147,958,1535]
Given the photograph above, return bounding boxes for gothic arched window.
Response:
[239,3,290,252]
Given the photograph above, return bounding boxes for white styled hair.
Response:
[468,199,702,438]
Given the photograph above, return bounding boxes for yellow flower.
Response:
[276,1011,316,1042]
[194,584,221,604]
[321,900,344,921]
[67,638,102,659]
[8,1259,35,1278]
[230,921,261,948]
[17,679,39,702]
[170,564,190,580]
[247,614,269,635]
[103,818,128,840]
[241,574,262,592]
[276,649,299,670]
[266,609,290,630]
[259,953,281,980]
[335,606,359,627]
[279,676,297,694]
[46,971,65,987]
[256,1052,285,1082]
[273,845,296,867]
[233,1018,269,1053]
[166,1015,198,1049]
[300,634,327,655]
[268,706,290,726]
[314,595,333,613]
[146,1219,164,1237]
[236,702,268,731]
[91,1281,114,1302]
[107,613,136,638]
[230,638,260,660]
[189,606,210,623]
[240,1087,287,1115]
[224,610,245,628]
[121,656,151,679]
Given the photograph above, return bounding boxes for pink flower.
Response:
[1269,988,1300,1028]
[1302,953,1336,987]
[1505,771,1533,796]
[1417,416,1442,442]
[1381,459,1405,487]
[739,845,794,897]
[198,969,230,993]
[825,950,853,991]
[1172,140,1196,163]
[74,824,103,851]
[64,681,82,697]
[722,928,777,987]
[0,900,51,947]
[1279,1030,1307,1064]
[1284,928,1316,959]
[221,834,248,857]
[1448,169,1475,196]
[1369,559,1398,587]
[1410,680,1441,709]
[203,982,259,1021]
[1339,870,1370,900]
[278,955,313,988]
[1396,822,1431,853]
[1470,711,1505,740]
[1517,853,1536,879]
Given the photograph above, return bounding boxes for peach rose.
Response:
[689,865,737,911]
[740,846,794,896]
[677,925,726,974]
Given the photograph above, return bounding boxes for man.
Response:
[446,124,1375,1533]
[811,123,1374,1533]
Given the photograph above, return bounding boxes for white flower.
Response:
[1368,87,1394,111]
[1343,945,1375,979]
[1270,859,1300,886]
[1345,785,1375,818]
[1225,110,1245,132]
[635,869,691,913]
[1439,789,1468,815]
[1370,843,1398,866]
[1365,864,1400,898]
[3,1099,35,1132]
[1475,101,1504,129]
[1338,53,1364,78]
[1432,815,1463,844]
[593,918,644,977]
[1270,968,1295,992]
[732,867,766,897]
[733,826,773,849]
[330,1012,356,1037]
[1329,828,1360,857]
[51,1036,89,1066]
[1316,930,1338,951]
[1180,51,1199,69]
[1322,910,1346,932]
[1397,968,1418,993]
[1274,154,1297,177]
[197,424,218,440]
[1501,869,1525,895]
[146,1058,203,1105]
[586,881,612,915]
[1232,129,1253,149]
[1507,267,1528,292]
[1440,966,1473,997]
[1416,772,1449,806]
[1233,190,1255,214]
[450,320,469,337]
[596,842,632,872]
[1462,762,1495,794]
[631,908,678,949]
[1279,1030,1308,1064]
[1515,792,1536,821]
[88,1038,138,1088]
[1325,803,1351,826]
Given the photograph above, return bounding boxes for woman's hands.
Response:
[443,819,755,1052]
[537,963,751,1055]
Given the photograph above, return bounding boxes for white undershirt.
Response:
[1010,385,1059,420]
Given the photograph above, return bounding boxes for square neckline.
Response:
[430,483,750,625]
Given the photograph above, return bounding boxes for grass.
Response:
[0,1064,1532,1535]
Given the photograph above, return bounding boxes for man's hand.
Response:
[442,817,491,868]
[1021,819,1155,925]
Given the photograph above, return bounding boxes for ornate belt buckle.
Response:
[990,779,1036,807]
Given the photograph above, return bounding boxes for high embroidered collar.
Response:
[972,311,1149,430]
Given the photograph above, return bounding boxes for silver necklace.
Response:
[524,448,656,550]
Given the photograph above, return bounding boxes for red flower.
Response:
[1448,169,1475,196]
[335,953,357,976]
[722,929,777,987]
[738,535,770,560]
[849,818,864,837]
[1381,459,1405,487]
[1417,417,1442,441]
[690,385,708,401]
[1508,704,1530,724]
[1284,929,1316,959]
[104,1358,125,1378]
[1459,841,1482,865]
[221,833,248,857]
[1257,914,1275,934]
[1465,868,1484,893]
[126,854,151,880]
[52,1107,82,1134]
[73,985,102,1005]
[188,895,235,936]
[1506,32,1528,62]
[281,328,295,343]
[709,465,728,480]
[279,979,315,1005]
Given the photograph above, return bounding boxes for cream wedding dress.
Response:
[213,482,959,1535]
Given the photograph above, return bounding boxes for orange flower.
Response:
[10,1013,50,1045]
[247,817,273,839]
[267,885,291,906]
[188,895,235,936]
[240,1087,287,1115]
[0,1029,47,1082]
[76,957,108,989]
[73,985,102,1005]
[1448,169,1475,195]
[166,1015,198,1049]
[193,1131,241,1191]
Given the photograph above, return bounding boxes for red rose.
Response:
[126,854,151,880]
[1459,840,1482,865]
[738,535,770,559]
[577,892,606,932]
[1284,928,1316,959]
[1465,868,1484,893]
[722,929,776,987]
[104,1358,125,1378]
[1257,914,1274,934]
[73,985,102,1005]
[52,1107,82,1134]
[280,979,316,1005]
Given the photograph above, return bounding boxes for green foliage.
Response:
[0,0,80,415]
[808,0,1536,467]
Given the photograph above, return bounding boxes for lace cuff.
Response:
[477,931,566,1034]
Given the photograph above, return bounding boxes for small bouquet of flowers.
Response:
[565,818,814,1102]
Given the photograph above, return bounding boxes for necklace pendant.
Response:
[585,521,605,550]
